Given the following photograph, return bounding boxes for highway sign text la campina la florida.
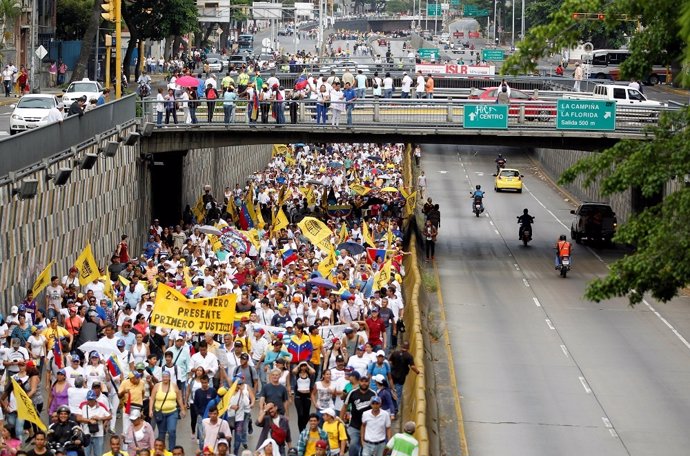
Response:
[557,99,616,131]
[464,104,509,129]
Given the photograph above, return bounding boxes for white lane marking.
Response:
[561,345,569,357]
[0,131,8,136]
[513,263,520,271]
[642,298,690,351]
[494,229,500,235]
[545,319,555,330]
[489,220,494,226]
[579,376,591,393]
[438,170,448,174]
[533,297,541,306]
[601,417,618,437]
[475,172,485,176]
[523,279,530,288]
[524,184,569,229]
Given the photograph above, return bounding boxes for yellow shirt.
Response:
[118,379,146,405]
[305,429,322,456]
[42,326,70,349]
[154,386,178,414]
[310,334,323,366]
[323,419,347,451]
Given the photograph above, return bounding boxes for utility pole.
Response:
[101,0,122,98]
[520,0,525,41]
[29,0,37,92]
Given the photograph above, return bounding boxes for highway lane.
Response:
[423,144,690,456]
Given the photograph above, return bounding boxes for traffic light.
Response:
[572,12,585,19]
[597,13,605,20]
[101,0,117,22]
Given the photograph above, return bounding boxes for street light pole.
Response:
[493,0,497,43]
[521,0,525,41]
[29,0,37,92]
[511,0,514,48]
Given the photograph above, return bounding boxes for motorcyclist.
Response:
[555,234,572,268]
[136,71,151,97]
[471,185,485,212]
[47,405,85,456]
[517,208,535,240]
[495,154,507,173]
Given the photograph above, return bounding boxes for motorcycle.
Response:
[137,81,151,98]
[496,158,506,174]
[471,195,484,217]
[520,226,532,246]
[557,255,571,278]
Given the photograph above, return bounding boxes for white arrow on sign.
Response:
[468,112,476,121]
[604,112,611,119]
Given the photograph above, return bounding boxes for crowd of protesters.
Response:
[0,143,422,456]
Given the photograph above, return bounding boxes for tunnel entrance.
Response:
[149,152,184,227]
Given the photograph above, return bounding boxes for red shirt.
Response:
[118,241,129,263]
[366,316,386,346]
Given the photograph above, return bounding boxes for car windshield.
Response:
[17,98,53,109]
[500,170,520,178]
[579,205,614,217]
[67,83,98,93]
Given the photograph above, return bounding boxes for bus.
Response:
[585,49,671,85]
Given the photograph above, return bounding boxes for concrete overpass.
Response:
[333,16,442,33]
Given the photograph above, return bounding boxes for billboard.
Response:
[253,2,282,19]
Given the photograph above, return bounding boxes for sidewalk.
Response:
[0,87,65,107]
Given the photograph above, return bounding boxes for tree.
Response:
[385,0,413,14]
[559,107,690,305]
[502,0,682,82]
[70,0,103,82]
[0,0,21,50]
[57,0,94,40]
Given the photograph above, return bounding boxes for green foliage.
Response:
[503,0,683,82]
[123,0,198,42]
[56,0,94,40]
[385,0,413,14]
[559,107,690,304]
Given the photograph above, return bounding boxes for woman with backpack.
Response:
[205,83,218,122]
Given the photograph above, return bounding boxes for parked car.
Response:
[570,202,617,243]
[322,60,370,74]
[204,57,223,72]
[470,87,556,121]
[9,94,62,135]
[227,54,251,68]
[494,168,524,192]
[62,78,103,108]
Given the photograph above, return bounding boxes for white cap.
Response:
[10,305,18,313]
[285,321,294,328]
[372,374,386,384]
[321,407,336,417]
[376,350,386,357]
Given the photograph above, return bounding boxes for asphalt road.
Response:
[423,144,690,456]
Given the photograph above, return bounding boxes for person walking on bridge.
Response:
[385,421,419,456]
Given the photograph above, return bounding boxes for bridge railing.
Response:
[136,97,674,132]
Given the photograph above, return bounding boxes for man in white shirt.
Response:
[190,340,221,380]
[361,396,391,455]
[400,72,413,98]
[414,71,425,99]
[45,277,64,319]
[346,345,370,377]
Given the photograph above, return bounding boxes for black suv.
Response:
[570,202,617,243]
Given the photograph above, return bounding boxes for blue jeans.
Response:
[383,89,392,98]
[346,103,354,125]
[6,412,25,444]
[362,441,385,456]
[401,92,410,98]
[223,104,235,123]
[85,435,104,456]
[348,426,361,456]
[316,104,328,124]
[356,88,365,99]
[232,419,246,455]
[189,107,198,124]
[156,411,178,449]
[156,111,163,126]
[274,102,285,123]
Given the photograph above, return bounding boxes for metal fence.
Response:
[137,97,673,132]
[0,94,137,181]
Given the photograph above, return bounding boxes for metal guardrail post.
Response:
[299,102,306,123]
[374,99,380,122]
[447,98,453,123]
[518,105,525,124]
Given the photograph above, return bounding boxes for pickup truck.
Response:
[565,84,665,108]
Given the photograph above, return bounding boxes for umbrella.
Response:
[307,277,338,290]
[328,161,343,168]
[306,179,325,186]
[366,155,383,162]
[197,225,223,236]
[176,75,199,87]
[380,187,399,193]
[78,340,120,358]
[337,241,365,255]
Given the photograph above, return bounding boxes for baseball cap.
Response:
[86,390,98,400]
[92,381,102,387]
[372,374,385,384]
[135,362,146,370]
[57,369,66,375]
[234,340,243,347]
[335,355,345,362]
[216,439,229,447]
[321,407,335,417]
[315,440,328,449]
[273,339,283,346]
[18,305,26,312]
[10,305,18,314]
[344,328,354,334]
[356,344,365,351]
[285,321,294,328]
[371,395,382,404]
[240,352,249,360]
[116,339,126,347]
[349,370,361,379]
[376,350,386,357]
[129,409,141,420]
[71,354,81,362]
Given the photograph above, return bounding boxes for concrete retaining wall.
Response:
[531,148,632,223]
[0,125,150,311]
[181,144,273,211]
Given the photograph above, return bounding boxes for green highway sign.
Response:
[427,4,442,15]
[451,0,460,5]
[463,5,489,16]
[556,99,616,130]
[418,48,440,60]
[481,49,505,61]
[464,104,509,129]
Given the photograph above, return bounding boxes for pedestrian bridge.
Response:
[137,98,662,154]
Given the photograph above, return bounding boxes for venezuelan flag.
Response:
[281,246,298,266]
[287,335,313,363]
[106,355,122,377]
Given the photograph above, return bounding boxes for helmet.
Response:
[523,208,529,214]
[57,405,70,414]
[559,234,567,241]
[475,185,481,190]
[498,153,503,158]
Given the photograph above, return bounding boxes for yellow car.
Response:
[494,168,524,193]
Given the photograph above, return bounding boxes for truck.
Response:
[565,84,666,108]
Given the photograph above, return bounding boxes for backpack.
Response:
[232,365,255,385]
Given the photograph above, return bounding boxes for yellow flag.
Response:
[103,276,114,300]
[278,185,288,207]
[74,244,100,284]
[273,208,289,232]
[217,380,239,417]
[31,261,53,296]
[192,196,206,223]
[386,225,394,247]
[285,154,296,166]
[305,187,316,207]
[119,274,130,287]
[246,229,262,250]
[226,198,238,223]
[183,267,193,288]
[350,184,370,196]
[297,216,334,253]
[256,204,265,229]
[338,223,348,243]
[362,221,376,248]
[245,183,258,225]
[11,377,46,431]
[373,259,392,292]
[318,248,337,279]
